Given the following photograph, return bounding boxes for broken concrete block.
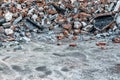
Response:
[93,13,114,31]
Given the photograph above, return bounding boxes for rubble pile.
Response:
[0,0,120,47]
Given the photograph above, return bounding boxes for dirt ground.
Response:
[0,38,120,80]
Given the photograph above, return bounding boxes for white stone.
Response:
[81,21,87,27]
[39,7,44,11]
[74,21,82,29]
[5,29,14,35]
[17,4,22,10]
[4,11,13,22]
[32,14,38,21]
[28,8,34,15]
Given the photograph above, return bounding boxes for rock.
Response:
[4,11,13,22]
[108,2,115,11]
[116,14,120,29]
[51,3,66,15]
[96,42,107,46]
[73,29,80,35]
[20,37,31,43]
[72,36,78,40]
[81,21,87,27]
[69,43,77,47]
[112,37,120,43]
[0,17,6,26]
[96,34,101,38]
[94,14,114,31]
[114,1,120,11]
[26,18,44,30]
[5,29,14,35]
[2,22,11,28]
[63,30,69,37]
[0,0,119,46]
[57,34,64,40]
[13,15,22,25]
[83,25,94,32]
[74,21,82,29]
[63,24,72,30]
[16,4,22,10]
[32,14,38,21]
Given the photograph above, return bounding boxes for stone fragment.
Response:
[96,42,107,46]
[26,18,44,30]
[93,14,114,31]
[114,1,120,12]
[74,21,82,29]
[13,15,22,25]
[57,34,64,40]
[69,43,77,47]
[5,28,14,35]
[72,36,78,40]
[108,2,115,11]
[51,3,66,15]
[32,14,38,21]
[0,17,6,26]
[0,0,120,46]
[116,13,120,29]
[4,11,13,22]
[112,37,120,43]
[63,24,72,30]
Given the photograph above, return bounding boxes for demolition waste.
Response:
[0,0,120,48]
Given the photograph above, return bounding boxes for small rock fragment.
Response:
[112,37,120,43]
[4,11,13,22]
[5,29,14,35]
[96,42,107,46]
[69,43,77,47]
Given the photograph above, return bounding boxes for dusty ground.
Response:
[0,38,120,80]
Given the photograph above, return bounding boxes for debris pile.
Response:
[0,0,120,47]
